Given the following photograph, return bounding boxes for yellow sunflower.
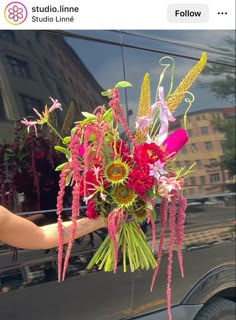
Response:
[104,158,129,185]
[112,185,137,209]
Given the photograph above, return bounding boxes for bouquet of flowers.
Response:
[21,52,207,319]
[0,124,62,212]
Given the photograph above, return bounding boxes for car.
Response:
[0,29,235,320]
[187,201,202,206]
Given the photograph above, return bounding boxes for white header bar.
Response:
[0,0,235,30]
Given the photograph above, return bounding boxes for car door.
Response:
[118,30,236,318]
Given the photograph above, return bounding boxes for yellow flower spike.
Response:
[137,73,151,117]
[166,52,207,112]
[135,73,151,143]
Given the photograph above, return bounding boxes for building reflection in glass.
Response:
[170,107,235,197]
[0,30,108,213]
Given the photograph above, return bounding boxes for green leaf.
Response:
[101,108,113,124]
[54,145,70,158]
[102,108,111,119]
[76,118,95,126]
[71,127,77,135]
[104,134,114,143]
[75,112,98,126]
[114,81,132,89]
[55,162,68,171]
[63,136,71,144]
[81,112,96,120]
[65,171,73,186]
[101,89,111,97]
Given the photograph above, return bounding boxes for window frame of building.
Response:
[191,143,197,151]
[210,158,217,166]
[181,146,187,153]
[200,126,208,134]
[196,160,202,169]
[200,176,206,184]
[210,173,220,183]
[185,160,190,167]
[205,141,213,151]
[7,56,32,79]
[190,177,196,185]
[20,94,43,114]
[187,129,192,137]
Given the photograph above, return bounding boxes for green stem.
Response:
[87,235,110,269]
[122,230,127,272]
[104,242,114,272]
[132,224,157,269]
[134,238,150,270]
[128,224,140,269]
[124,226,135,272]
[47,120,64,141]
[99,245,112,271]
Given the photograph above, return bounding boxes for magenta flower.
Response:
[49,97,62,112]
[79,144,85,157]
[21,118,38,136]
[149,160,168,179]
[162,128,188,158]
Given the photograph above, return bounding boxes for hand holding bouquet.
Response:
[22,52,207,320]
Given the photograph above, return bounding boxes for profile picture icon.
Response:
[4,2,28,25]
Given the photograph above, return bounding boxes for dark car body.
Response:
[0,30,235,320]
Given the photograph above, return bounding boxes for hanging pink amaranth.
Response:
[109,89,136,146]
[108,208,123,273]
[166,192,178,320]
[147,208,156,253]
[62,183,81,281]
[176,194,187,277]
[61,131,83,281]
[151,197,168,291]
[56,167,68,282]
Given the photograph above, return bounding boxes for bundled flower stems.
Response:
[22,52,207,320]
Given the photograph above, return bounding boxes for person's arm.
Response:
[0,205,106,250]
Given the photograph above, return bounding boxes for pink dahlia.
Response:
[134,143,166,168]
[127,167,155,197]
